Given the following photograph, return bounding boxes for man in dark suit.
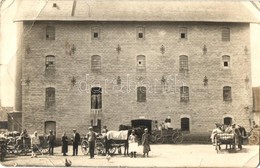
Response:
[72,129,80,156]
[47,130,55,155]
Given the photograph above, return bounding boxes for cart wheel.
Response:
[81,141,89,155]
[155,134,164,144]
[172,132,183,144]
[108,141,116,154]
[16,144,29,156]
[95,142,104,155]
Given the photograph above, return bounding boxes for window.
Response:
[222,28,230,41]
[223,86,232,101]
[46,55,55,70]
[179,55,189,72]
[136,26,145,39]
[224,117,232,125]
[222,55,230,68]
[91,55,101,70]
[137,55,146,70]
[137,86,146,102]
[91,27,100,40]
[180,86,189,102]
[46,87,55,108]
[91,87,102,109]
[181,118,190,131]
[46,26,55,40]
[180,27,188,39]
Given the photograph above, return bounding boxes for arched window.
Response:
[46,26,55,40]
[222,28,230,41]
[222,55,230,68]
[223,86,232,101]
[137,86,146,102]
[180,86,189,102]
[224,117,232,125]
[179,55,188,72]
[91,55,101,70]
[46,87,55,108]
[46,55,55,70]
[137,55,146,70]
[181,117,190,131]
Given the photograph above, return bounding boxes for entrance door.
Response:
[181,118,190,131]
[224,117,232,125]
[45,121,56,135]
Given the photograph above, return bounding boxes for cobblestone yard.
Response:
[1,144,259,167]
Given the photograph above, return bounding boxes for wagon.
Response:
[81,135,117,156]
[214,133,236,153]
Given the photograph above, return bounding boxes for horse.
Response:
[105,125,143,156]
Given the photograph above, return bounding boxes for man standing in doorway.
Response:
[72,129,81,156]
[47,130,55,155]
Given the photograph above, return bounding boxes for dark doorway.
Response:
[181,118,190,131]
[131,119,152,132]
[224,117,232,125]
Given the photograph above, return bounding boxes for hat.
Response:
[49,130,53,133]
[144,128,148,131]
[89,126,93,130]
[73,129,76,131]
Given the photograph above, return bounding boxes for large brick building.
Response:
[14,0,259,136]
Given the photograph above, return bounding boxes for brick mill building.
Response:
[14,0,259,136]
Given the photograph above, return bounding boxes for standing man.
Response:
[232,124,242,150]
[87,127,96,159]
[47,130,55,155]
[72,129,80,156]
[142,128,151,157]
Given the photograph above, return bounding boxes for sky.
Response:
[0,0,260,107]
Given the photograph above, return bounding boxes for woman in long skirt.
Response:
[142,128,151,157]
[61,132,68,156]
[128,130,138,158]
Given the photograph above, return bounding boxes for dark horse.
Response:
[105,125,143,156]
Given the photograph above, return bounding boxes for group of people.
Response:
[14,125,152,159]
[128,128,151,158]
[156,116,173,130]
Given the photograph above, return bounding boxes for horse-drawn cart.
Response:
[81,134,122,156]
[214,133,237,153]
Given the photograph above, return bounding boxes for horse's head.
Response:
[132,127,145,141]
